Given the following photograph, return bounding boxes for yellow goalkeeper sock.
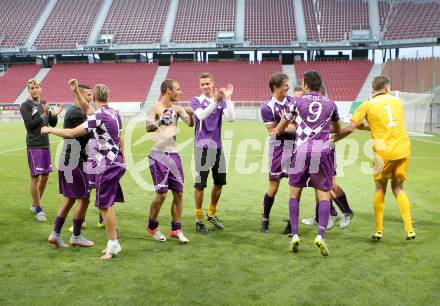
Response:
[396,192,414,232]
[207,204,217,217]
[374,191,385,232]
[195,208,203,220]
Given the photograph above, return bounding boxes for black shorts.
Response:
[194,147,227,190]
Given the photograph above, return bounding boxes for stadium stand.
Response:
[0,0,48,48]
[33,0,103,49]
[302,0,369,42]
[0,65,40,103]
[40,62,157,102]
[382,58,440,93]
[295,60,373,101]
[245,0,296,45]
[378,0,390,32]
[166,60,282,101]
[383,1,440,40]
[100,0,170,45]
[171,0,236,43]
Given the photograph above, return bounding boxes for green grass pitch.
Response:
[0,120,439,305]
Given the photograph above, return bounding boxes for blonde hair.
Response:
[93,84,109,102]
[27,78,41,89]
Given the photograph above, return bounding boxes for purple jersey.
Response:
[293,91,339,151]
[190,95,227,149]
[261,95,296,142]
[81,105,123,166]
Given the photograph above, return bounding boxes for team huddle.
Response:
[20,70,416,259]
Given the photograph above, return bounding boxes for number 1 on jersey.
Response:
[384,105,397,127]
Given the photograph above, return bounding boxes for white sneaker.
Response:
[289,234,300,253]
[314,235,329,256]
[327,214,341,230]
[36,211,47,222]
[301,217,316,226]
[30,206,47,221]
[146,226,166,242]
[48,232,67,248]
[340,213,354,229]
[70,235,95,247]
[104,240,121,256]
[170,230,189,243]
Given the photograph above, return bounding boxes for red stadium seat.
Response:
[166,60,282,102]
[0,0,48,48]
[295,60,373,101]
[40,62,157,102]
[0,65,41,103]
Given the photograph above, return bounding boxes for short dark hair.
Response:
[269,72,289,93]
[160,79,177,95]
[372,76,391,91]
[294,85,303,93]
[303,70,322,91]
[78,84,91,90]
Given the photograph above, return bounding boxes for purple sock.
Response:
[53,217,65,234]
[263,193,275,219]
[33,204,43,214]
[148,218,159,230]
[334,194,352,215]
[171,221,182,231]
[289,198,300,235]
[99,214,103,224]
[318,200,330,237]
[330,200,338,217]
[72,219,84,236]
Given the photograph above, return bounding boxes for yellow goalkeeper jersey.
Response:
[351,93,411,160]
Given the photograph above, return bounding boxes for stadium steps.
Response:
[355,63,383,102]
[161,0,179,45]
[87,0,113,45]
[294,0,307,42]
[15,68,51,104]
[368,0,381,40]
[26,0,58,49]
[143,66,170,109]
[282,64,298,91]
[235,0,245,43]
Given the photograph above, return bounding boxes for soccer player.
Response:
[333,76,415,241]
[273,71,343,256]
[190,73,235,233]
[260,73,296,233]
[301,86,354,229]
[20,79,63,221]
[48,83,94,248]
[145,79,194,243]
[42,81,125,260]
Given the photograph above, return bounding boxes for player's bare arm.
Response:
[174,105,193,127]
[41,124,88,138]
[146,104,161,132]
[270,109,295,137]
[333,121,358,142]
[184,106,195,127]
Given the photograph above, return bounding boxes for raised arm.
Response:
[222,84,235,122]
[69,79,93,115]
